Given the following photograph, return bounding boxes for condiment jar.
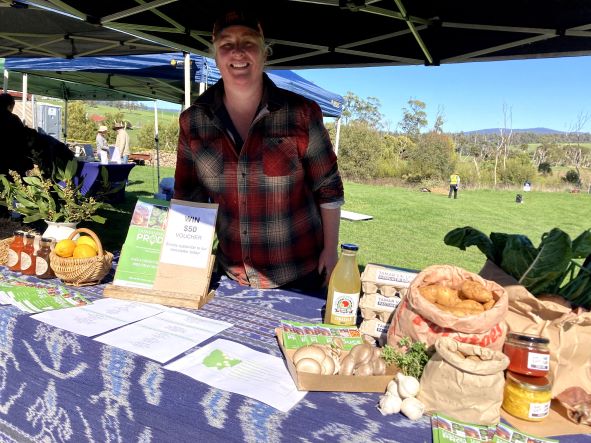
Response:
[502,371,552,421]
[503,332,550,377]
[20,233,36,275]
[7,231,25,272]
[35,237,55,279]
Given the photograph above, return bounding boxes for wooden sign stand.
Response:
[103,200,218,309]
[103,255,216,309]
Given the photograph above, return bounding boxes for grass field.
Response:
[89,165,591,273]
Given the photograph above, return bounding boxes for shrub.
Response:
[538,162,552,175]
[337,122,385,180]
[564,169,580,185]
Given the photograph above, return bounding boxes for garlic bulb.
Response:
[396,373,420,398]
[378,394,402,415]
[400,397,425,421]
[386,379,399,397]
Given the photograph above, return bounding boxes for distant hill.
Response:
[463,127,564,135]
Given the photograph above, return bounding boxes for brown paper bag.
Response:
[388,265,509,351]
[418,337,509,425]
[480,260,591,397]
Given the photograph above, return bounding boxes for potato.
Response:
[460,280,493,303]
[419,284,461,307]
[456,299,485,312]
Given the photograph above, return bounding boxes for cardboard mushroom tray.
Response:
[275,328,396,392]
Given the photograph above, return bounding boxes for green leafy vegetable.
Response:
[444,226,591,308]
[381,337,430,380]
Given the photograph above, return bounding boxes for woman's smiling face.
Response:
[214,25,266,89]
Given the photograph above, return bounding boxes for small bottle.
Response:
[20,233,36,275]
[35,237,55,279]
[324,243,361,326]
[7,231,25,272]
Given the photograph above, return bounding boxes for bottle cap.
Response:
[341,243,359,251]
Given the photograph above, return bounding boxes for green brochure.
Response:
[0,285,90,313]
[113,197,170,288]
[280,320,364,350]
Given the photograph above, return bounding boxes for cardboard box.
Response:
[276,328,397,392]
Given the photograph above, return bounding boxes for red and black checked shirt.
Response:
[174,75,344,288]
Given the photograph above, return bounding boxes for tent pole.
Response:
[63,98,68,142]
[31,94,36,130]
[154,100,160,191]
[2,69,7,92]
[21,73,28,123]
[334,116,341,155]
[184,52,191,110]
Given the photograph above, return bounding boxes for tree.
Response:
[404,131,455,181]
[337,121,385,180]
[66,102,96,143]
[341,92,384,129]
[432,106,446,134]
[399,99,427,141]
[566,111,590,177]
[493,103,513,187]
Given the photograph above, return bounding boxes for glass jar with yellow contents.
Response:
[502,371,552,421]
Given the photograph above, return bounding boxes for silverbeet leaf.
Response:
[518,228,572,295]
[443,226,495,262]
[500,235,537,280]
[572,230,591,259]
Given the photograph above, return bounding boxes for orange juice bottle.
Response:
[324,243,361,325]
[7,231,25,272]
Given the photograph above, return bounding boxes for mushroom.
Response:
[295,358,323,374]
[293,345,327,366]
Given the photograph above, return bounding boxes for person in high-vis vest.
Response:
[449,172,460,199]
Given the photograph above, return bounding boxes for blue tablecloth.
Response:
[75,161,135,202]
[0,265,588,443]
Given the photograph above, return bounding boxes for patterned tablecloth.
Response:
[0,265,588,443]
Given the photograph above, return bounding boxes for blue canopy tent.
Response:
[4,53,343,117]
[5,53,344,188]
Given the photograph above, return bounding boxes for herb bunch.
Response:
[381,337,430,379]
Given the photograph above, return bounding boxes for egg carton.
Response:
[359,292,401,323]
[361,263,418,296]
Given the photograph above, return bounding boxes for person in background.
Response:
[173,9,344,290]
[95,125,109,164]
[0,92,29,176]
[449,172,460,199]
[114,121,130,163]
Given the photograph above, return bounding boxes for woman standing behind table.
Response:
[113,121,130,163]
[95,125,109,164]
[173,9,344,290]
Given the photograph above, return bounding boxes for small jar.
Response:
[20,233,36,276]
[35,237,55,279]
[503,332,550,376]
[7,231,25,272]
[502,371,552,421]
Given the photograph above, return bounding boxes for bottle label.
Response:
[7,249,19,267]
[20,253,32,271]
[527,352,550,371]
[35,257,49,275]
[330,291,360,324]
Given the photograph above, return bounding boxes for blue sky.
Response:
[156,55,591,134]
[292,55,591,133]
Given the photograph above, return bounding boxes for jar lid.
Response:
[40,237,53,242]
[506,371,552,391]
[25,233,36,238]
[14,230,24,236]
[507,332,549,345]
[341,243,359,251]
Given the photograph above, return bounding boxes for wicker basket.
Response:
[50,228,113,286]
[0,237,14,266]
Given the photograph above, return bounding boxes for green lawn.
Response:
[88,166,591,273]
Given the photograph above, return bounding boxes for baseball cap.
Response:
[212,10,263,39]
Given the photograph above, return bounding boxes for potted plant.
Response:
[0,159,109,240]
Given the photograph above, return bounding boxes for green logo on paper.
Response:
[202,349,241,370]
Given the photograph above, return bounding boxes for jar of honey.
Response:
[20,233,36,275]
[503,332,550,377]
[7,231,25,272]
[502,371,552,421]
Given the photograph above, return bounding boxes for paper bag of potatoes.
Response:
[388,264,508,351]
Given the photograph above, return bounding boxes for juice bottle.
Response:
[7,231,25,272]
[20,233,36,275]
[324,243,361,325]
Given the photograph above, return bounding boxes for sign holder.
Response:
[104,200,218,309]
